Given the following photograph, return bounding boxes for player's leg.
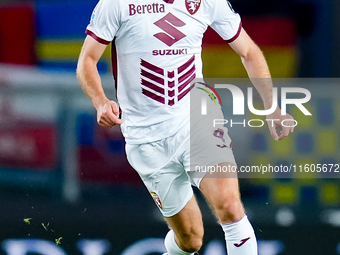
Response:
[199,162,257,255]
[189,83,257,254]
[125,140,203,255]
[164,195,204,254]
[200,164,244,223]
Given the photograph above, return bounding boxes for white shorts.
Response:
[125,85,237,217]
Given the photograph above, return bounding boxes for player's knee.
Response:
[182,236,203,252]
[178,231,203,252]
[216,197,245,223]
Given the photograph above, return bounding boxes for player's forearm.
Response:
[241,46,279,111]
[77,56,108,109]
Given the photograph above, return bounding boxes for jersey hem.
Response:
[124,114,190,145]
[226,21,242,43]
[124,127,183,145]
[85,29,111,45]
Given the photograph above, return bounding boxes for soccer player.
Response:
[77,0,294,254]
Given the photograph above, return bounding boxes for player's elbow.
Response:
[240,43,263,63]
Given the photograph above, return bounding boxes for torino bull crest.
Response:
[185,0,201,15]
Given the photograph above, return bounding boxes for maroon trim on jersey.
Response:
[141,69,165,85]
[142,79,165,94]
[178,82,195,101]
[178,55,195,73]
[168,71,175,79]
[168,81,175,88]
[168,89,175,97]
[86,29,111,45]
[111,38,122,117]
[140,55,195,106]
[111,39,118,81]
[178,65,195,84]
[142,89,165,104]
[226,22,242,43]
[141,59,164,76]
[111,38,118,91]
[163,0,175,3]
[178,73,195,92]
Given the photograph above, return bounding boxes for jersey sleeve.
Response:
[85,0,120,45]
[210,0,242,43]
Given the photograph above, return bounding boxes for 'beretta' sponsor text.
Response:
[129,3,165,16]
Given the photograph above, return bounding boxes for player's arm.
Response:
[228,28,294,140]
[77,35,122,128]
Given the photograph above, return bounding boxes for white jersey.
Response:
[86,0,241,144]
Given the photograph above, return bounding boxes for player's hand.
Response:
[96,100,122,128]
[266,108,294,141]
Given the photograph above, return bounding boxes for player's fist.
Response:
[96,100,122,128]
[266,108,294,141]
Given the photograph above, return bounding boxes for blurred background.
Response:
[0,0,339,254]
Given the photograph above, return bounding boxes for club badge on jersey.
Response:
[185,0,201,15]
[150,191,163,209]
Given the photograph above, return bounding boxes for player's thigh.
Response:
[126,140,195,217]
[165,195,204,248]
[200,162,245,224]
